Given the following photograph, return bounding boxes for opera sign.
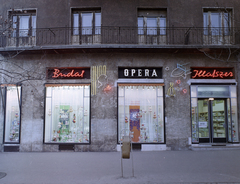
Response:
[191,67,234,79]
[118,67,162,79]
[47,67,90,79]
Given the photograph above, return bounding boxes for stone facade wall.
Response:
[1,52,238,151]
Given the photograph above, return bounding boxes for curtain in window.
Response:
[45,85,90,143]
[118,84,164,143]
[31,16,36,36]
[224,13,230,35]
[203,12,230,36]
[73,14,79,35]
[12,16,17,37]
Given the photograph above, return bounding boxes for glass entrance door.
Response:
[198,99,227,143]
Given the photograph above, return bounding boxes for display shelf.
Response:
[212,111,226,138]
[9,118,20,142]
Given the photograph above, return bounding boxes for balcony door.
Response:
[203,10,231,45]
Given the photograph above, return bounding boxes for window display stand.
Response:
[120,129,134,178]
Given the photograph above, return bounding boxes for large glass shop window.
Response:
[44,84,90,143]
[3,86,21,143]
[118,84,164,143]
[191,85,238,143]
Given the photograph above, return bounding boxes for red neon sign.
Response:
[52,69,85,78]
[191,69,234,79]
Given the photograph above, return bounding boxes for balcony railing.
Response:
[1,27,240,49]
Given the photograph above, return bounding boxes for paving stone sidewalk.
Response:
[0,150,240,184]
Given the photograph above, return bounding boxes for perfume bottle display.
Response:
[45,85,90,143]
[118,85,164,143]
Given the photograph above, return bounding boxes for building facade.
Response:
[0,0,240,152]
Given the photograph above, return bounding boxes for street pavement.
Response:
[0,150,240,184]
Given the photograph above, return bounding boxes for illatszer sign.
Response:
[191,67,234,79]
[118,67,162,79]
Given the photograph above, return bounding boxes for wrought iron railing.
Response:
[1,27,240,48]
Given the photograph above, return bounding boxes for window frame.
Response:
[1,85,22,144]
[43,83,91,144]
[117,83,165,144]
[203,9,232,36]
[137,9,167,36]
[9,10,36,38]
[72,10,101,36]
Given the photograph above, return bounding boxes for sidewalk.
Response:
[0,150,240,184]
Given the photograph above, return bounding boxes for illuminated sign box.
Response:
[47,67,90,79]
[118,67,162,79]
[191,67,234,79]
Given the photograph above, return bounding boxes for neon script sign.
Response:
[191,68,234,79]
[52,69,85,78]
[47,68,90,79]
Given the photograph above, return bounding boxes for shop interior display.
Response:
[229,103,238,142]
[4,86,21,143]
[191,85,239,143]
[8,111,20,142]
[192,98,239,143]
[191,105,198,142]
[118,85,164,143]
[45,85,90,143]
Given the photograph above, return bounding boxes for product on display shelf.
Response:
[9,111,20,142]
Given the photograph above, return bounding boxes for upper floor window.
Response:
[138,9,166,35]
[10,10,36,37]
[203,9,231,36]
[72,10,101,35]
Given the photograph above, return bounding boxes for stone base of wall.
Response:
[166,138,191,151]
[116,144,169,151]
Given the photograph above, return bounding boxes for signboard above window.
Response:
[47,67,90,79]
[118,67,162,79]
[191,67,234,79]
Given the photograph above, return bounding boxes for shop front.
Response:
[117,67,166,151]
[44,68,91,146]
[190,67,239,144]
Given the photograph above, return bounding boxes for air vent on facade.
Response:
[59,144,75,151]
[132,144,141,150]
[4,146,19,152]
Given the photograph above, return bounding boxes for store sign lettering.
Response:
[124,69,158,77]
[119,67,162,79]
[52,69,85,78]
[47,67,90,79]
[191,68,234,79]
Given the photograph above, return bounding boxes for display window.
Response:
[44,84,90,143]
[191,85,238,143]
[118,84,164,143]
[1,85,21,143]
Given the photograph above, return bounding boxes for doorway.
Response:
[198,99,227,143]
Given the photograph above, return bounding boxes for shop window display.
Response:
[44,84,90,143]
[3,86,21,143]
[118,84,164,143]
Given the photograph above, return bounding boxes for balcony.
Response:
[1,27,240,52]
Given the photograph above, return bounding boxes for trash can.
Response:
[121,136,131,159]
